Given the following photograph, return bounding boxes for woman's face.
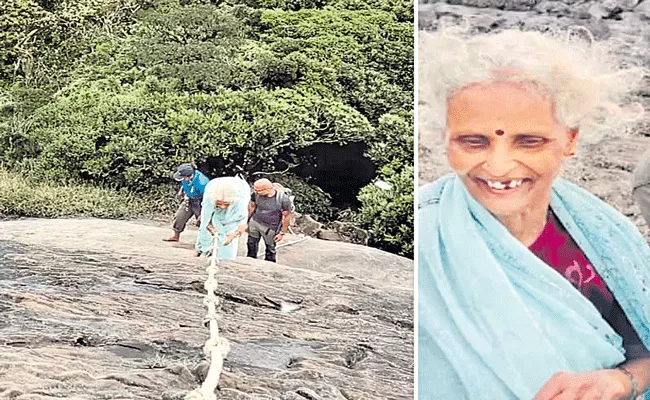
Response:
[215,200,231,209]
[446,81,578,218]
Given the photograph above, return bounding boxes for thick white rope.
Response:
[256,235,310,257]
[185,235,230,400]
[185,234,308,398]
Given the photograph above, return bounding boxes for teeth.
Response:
[487,180,506,189]
[486,179,523,190]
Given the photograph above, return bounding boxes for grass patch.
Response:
[0,168,167,219]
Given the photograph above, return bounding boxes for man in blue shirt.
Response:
[163,163,210,242]
[633,148,650,228]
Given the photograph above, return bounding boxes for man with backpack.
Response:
[247,178,293,263]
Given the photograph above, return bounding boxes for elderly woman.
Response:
[195,176,250,260]
[418,26,650,400]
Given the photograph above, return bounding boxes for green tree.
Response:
[357,165,413,257]
[25,84,374,191]
[0,0,414,257]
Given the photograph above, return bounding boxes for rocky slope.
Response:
[0,218,413,400]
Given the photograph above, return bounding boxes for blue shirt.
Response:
[181,170,209,199]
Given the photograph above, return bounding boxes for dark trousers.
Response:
[246,218,277,262]
[172,198,201,234]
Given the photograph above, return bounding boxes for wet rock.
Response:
[166,364,196,382]
[637,0,650,20]
[292,215,368,246]
[601,0,642,12]
[445,0,540,11]
[535,1,577,17]
[162,391,187,400]
[295,387,322,400]
[343,345,369,369]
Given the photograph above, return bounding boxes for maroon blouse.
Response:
[529,211,649,361]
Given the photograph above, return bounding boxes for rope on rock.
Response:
[185,235,230,400]
[185,234,309,398]
[256,235,310,257]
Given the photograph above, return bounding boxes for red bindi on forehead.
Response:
[495,129,504,136]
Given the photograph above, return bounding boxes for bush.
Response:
[366,111,413,171]
[259,8,413,93]
[357,165,413,258]
[0,1,414,257]
[19,84,373,192]
[0,168,161,218]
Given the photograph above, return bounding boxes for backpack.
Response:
[272,182,295,213]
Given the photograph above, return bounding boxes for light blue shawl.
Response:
[418,174,650,400]
[196,176,250,260]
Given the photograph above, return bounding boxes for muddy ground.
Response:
[0,219,413,400]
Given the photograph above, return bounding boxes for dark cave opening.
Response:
[195,142,377,211]
[293,142,376,209]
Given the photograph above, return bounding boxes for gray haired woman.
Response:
[418,25,650,400]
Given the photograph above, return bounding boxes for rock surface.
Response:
[0,218,413,400]
[418,0,650,238]
[292,214,370,246]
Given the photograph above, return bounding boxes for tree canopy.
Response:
[0,0,414,257]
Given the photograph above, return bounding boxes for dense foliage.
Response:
[0,0,413,257]
[0,168,156,218]
[358,165,413,257]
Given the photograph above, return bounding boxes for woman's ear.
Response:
[565,127,579,156]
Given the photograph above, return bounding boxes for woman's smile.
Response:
[472,176,533,196]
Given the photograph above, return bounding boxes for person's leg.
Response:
[261,227,277,263]
[247,219,262,259]
[633,183,650,227]
[633,153,650,227]
[164,200,192,241]
[190,199,202,227]
[216,220,240,261]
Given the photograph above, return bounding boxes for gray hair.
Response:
[418,24,648,141]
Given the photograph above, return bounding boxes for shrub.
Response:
[22,84,373,192]
[357,165,413,258]
[0,168,160,218]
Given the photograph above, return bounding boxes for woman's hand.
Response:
[224,231,237,246]
[223,224,248,246]
[533,369,632,400]
[206,223,217,236]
